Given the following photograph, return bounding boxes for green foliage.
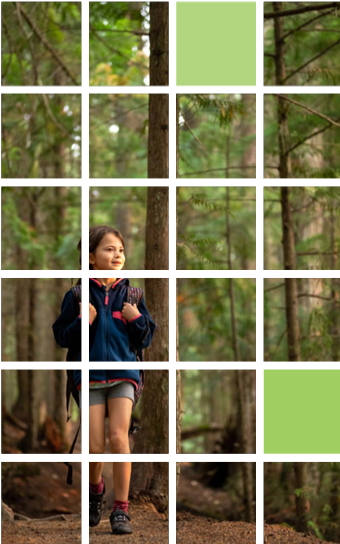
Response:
[177,187,256,270]
[2,187,81,270]
[2,2,81,85]
[178,94,256,179]
[89,94,148,178]
[89,2,149,86]
[178,278,256,362]
[264,94,340,179]
[264,3,340,86]
[2,94,81,179]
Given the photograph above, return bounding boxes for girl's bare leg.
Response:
[89,404,106,453]
[112,462,131,501]
[89,462,104,485]
[107,397,133,454]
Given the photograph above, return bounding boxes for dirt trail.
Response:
[177,513,256,544]
[264,524,338,543]
[2,516,81,544]
[90,502,168,544]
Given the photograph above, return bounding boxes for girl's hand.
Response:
[79,302,81,316]
[122,302,140,321]
[89,303,97,323]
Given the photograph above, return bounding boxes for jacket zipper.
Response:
[105,289,109,361]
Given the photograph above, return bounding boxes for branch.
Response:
[41,94,67,135]
[298,293,340,303]
[90,27,149,36]
[297,251,339,256]
[275,94,340,128]
[281,9,336,41]
[89,25,148,71]
[264,282,285,293]
[179,166,256,177]
[287,115,340,155]
[283,38,340,83]
[181,424,225,440]
[16,2,78,85]
[264,3,338,19]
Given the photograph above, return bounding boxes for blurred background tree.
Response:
[178,370,256,455]
[2,370,80,454]
[264,462,340,542]
[2,187,81,270]
[2,94,81,178]
[1,278,78,362]
[2,2,81,86]
[264,3,340,86]
[264,94,340,179]
[177,186,256,270]
[177,278,256,362]
[264,187,340,270]
[177,94,256,179]
[264,278,340,362]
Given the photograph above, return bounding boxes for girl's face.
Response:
[89,233,125,271]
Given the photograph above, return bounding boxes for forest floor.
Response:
[264,524,338,544]
[2,516,81,544]
[177,512,256,543]
[90,501,168,544]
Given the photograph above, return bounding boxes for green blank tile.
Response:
[177,2,256,86]
[264,370,340,454]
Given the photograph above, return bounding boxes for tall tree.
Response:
[145,187,169,269]
[130,462,168,514]
[294,462,310,532]
[149,2,169,86]
[144,279,168,362]
[147,95,169,178]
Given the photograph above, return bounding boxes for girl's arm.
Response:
[127,297,156,350]
[52,290,81,348]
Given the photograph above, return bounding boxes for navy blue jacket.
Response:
[73,369,140,390]
[53,278,155,362]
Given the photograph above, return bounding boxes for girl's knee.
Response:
[109,430,129,453]
[89,441,105,454]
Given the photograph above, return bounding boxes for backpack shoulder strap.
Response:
[71,285,81,306]
[127,286,144,307]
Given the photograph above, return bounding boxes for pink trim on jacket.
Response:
[89,378,138,389]
[128,313,142,323]
[112,311,127,325]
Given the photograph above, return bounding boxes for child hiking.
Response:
[53,226,156,535]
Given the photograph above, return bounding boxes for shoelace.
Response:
[112,514,128,522]
[89,500,102,512]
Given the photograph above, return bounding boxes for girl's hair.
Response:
[76,226,125,283]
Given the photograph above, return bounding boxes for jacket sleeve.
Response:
[127,297,156,350]
[52,290,81,348]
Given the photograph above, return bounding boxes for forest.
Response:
[2,370,80,454]
[265,462,340,544]
[1,2,81,86]
[89,2,168,86]
[2,93,81,178]
[177,94,256,179]
[89,93,168,178]
[2,462,81,544]
[177,186,256,270]
[264,2,340,86]
[90,462,168,544]
[264,93,340,179]
[177,462,256,543]
[90,186,168,270]
[177,370,255,455]
[264,187,340,270]
[2,187,81,270]
[264,278,340,362]
[177,278,256,362]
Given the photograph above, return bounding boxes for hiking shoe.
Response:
[110,509,133,535]
[89,483,105,527]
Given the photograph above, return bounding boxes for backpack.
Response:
[72,284,149,361]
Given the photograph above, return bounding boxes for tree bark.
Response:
[294,462,310,532]
[228,279,240,362]
[133,370,168,453]
[22,370,40,451]
[145,187,169,269]
[147,94,168,178]
[176,370,182,454]
[149,2,168,86]
[27,278,37,362]
[242,462,255,523]
[130,462,168,514]
[176,96,180,178]
[144,279,168,361]
[273,2,290,177]
[53,370,67,445]
[281,187,296,270]
[12,370,30,419]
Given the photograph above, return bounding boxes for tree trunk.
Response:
[133,370,168,453]
[228,279,240,362]
[273,2,290,178]
[281,187,296,270]
[176,279,180,361]
[149,2,168,86]
[176,370,182,455]
[176,96,180,177]
[13,370,30,419]
[284,278,301,361]
[242,462,255,523]
[145,187,169,269]
[27,278,37,362]
[22,370,40,451]
[130,462,168,514]
[147,94,168,178]
[294,462,309,532]
[144,279,168,361]
[53,370,67,445]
